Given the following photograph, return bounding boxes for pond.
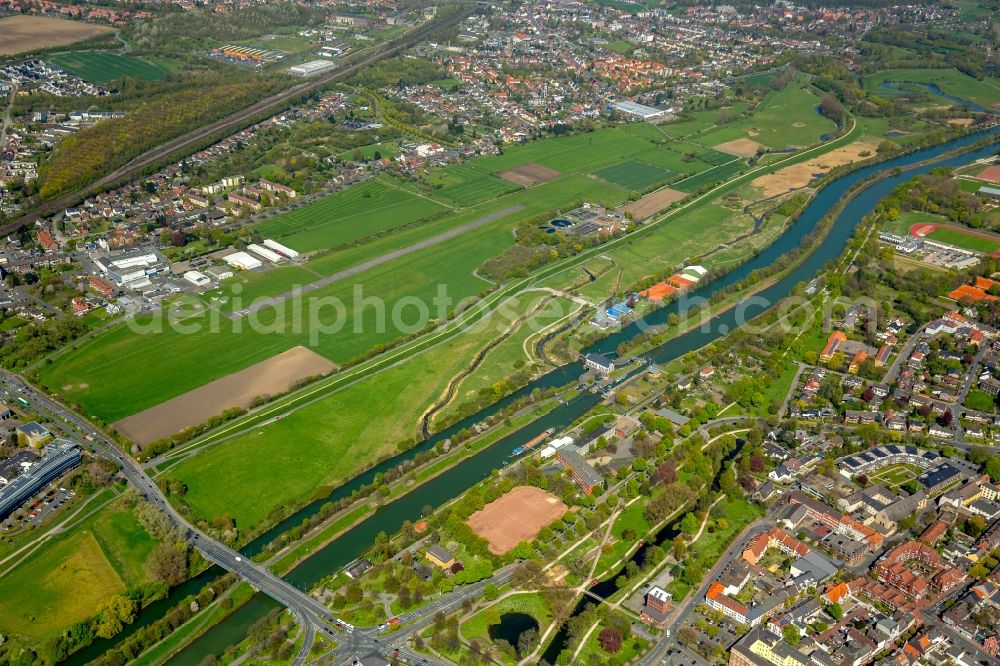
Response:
[489,612,540,655]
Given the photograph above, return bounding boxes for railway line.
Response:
[1,4,473,235]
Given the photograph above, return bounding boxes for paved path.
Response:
[236,205,525,317]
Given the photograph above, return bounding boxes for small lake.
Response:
[489,612,540,654]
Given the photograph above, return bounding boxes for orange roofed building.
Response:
[820,330,847,362]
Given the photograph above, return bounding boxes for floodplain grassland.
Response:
[158,292,568,531]
[862,68,1000,109]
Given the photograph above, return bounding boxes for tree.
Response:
[598,627,623,653]
[517,627,538,656]
[782,625,800,646]
[484,583,499,601]
[149,542,189,586]
[826,603,843,620]
[680,512,699,535]
[656,460,677,485]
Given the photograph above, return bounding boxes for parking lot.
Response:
[2,485,75,535]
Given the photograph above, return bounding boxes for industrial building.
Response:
[0,440,81,521]
[247,243,284,263]
[204,265,234,281]
[183,270,210,287]
[93,249,168,287]
[262,238,300,260]
[288,59,338,77]
[611,100,671,120]
[223,251,263,271]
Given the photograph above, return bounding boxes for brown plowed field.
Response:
[113,346,336,445]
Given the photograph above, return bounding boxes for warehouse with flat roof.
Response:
[223,251,263,271]
[288,59,337,77]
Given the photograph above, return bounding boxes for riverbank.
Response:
[83,125,1000,666]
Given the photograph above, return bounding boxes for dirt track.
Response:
[713,137,763,158]
[499,163,562,186]
[113,346,336,445]
[0,16,112,55]
[752,140,879,197]
[620,187,687,220]
[467,485,568,554]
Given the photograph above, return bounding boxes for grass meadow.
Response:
[50,52,174,81]
[862,68,1000,109]
[0,503,158,640]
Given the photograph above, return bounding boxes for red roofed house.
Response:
[38,230,57,252]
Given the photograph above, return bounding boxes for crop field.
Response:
[0,16,113,55]
[673,159,744,192]
[863,68,1000,109]
[50,52,174,81]
[254,179,449,252]
[160,292,557,531]
[594,159,676,191]
[0,504,156,639]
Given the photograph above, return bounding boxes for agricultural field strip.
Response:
[153,117,861,467]
[241,204,525,315]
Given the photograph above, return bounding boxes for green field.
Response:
[673,159,745,193]
[868,463,923,489]
[691,84,837,150]
[927,227,1000,254]
[0,503,157,640]
[461,592,553,642]
[50,52,174,82]
[863,68,1000,110]
[38,173,631,422]
[159,294,563,531]
[594,159,675,191]
[254,179,449,252]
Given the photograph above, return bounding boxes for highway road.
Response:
[1,5,473,234]
[3,368,530,665]
[0,371,341,664]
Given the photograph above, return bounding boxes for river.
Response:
[68,125,999,665]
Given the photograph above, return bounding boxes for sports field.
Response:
[0,503,157,640]
[467,486,568,554]
[594,159,675,191]
[50,52,174,82]
[925,226,1000,254]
